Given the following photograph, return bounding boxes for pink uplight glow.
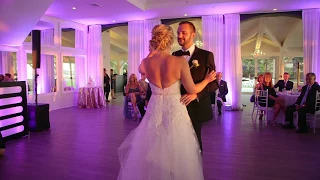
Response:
[0,97,22,106]
[0,86,22,95]
[0,116,24,129]
[0,106,23,118]
[1,125,24,137]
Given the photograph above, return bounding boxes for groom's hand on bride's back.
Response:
[180,94,198,106]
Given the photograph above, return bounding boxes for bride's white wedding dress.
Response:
[118,81,204,180]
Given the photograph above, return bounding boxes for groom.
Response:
[173,21,218,151]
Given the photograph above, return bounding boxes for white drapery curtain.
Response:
[87,25,103,87]
[38,55,55,93]
[75,29,86,89]
[128,19,160,79]
[201,14,242,109]
[224,14,242,110]
[38,29,55,93]
[0,51,14,76]
[202,15,224,72]
[16,46,27,82]
[303,9,320,76]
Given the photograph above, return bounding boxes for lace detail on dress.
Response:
[117,80,203,180]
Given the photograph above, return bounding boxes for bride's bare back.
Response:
[140,51,183,89]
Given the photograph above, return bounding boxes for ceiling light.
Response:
[184,14,188,16]
[72,7,76,10]
[273,8,277,11]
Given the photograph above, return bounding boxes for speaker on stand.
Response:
[27,30,50,132]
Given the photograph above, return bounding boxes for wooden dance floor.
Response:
[1,95,320,180]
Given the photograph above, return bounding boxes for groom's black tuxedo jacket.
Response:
[173,46,218,123]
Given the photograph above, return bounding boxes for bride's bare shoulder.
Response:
[168,55,186,65]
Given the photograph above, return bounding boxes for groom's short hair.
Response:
[179,21,196,33]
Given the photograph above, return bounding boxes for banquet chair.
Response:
[254,89,273,126]
[305,91,320,133]
[123,86,140,120]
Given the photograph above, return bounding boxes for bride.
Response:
[117,24,216,180]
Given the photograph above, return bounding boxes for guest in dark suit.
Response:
[283,73,320,133]
[274,72,294,92]
[0,131,5,155]
[103,68,110,102]
[137,84,152,121]
[212,72,228,115]
[173,21,218,151]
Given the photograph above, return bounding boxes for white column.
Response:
[302,9,320,76]
[102,30,111,72]
[224,14,242,110]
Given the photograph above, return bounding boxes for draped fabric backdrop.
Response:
[75,29,86,89]
[202,15,224,72]
[0,51,14,76]
[202,14,242,109]
[303,9,320,76]
[87,25,103,87]
[17,46,27,82]
[128,19,160,79]
[38,29,55,93]
[224,14,242,110]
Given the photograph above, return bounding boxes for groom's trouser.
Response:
[191,120,202,151]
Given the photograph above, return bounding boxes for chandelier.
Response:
[195,40,203,48]
[251,49,265,58]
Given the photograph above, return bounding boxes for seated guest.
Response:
[211,72,228,115]
[283,73,320,133]
[274,72,294,92]
[254,74,264,91]
[125,74,143,120]
[138,74,148,99]
[0,131,5,155]
[4,73,14,82]
[259,72,285,125]
[137,84,152,121]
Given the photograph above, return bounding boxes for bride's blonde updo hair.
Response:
[149,24,174,51]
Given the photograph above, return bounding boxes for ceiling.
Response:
[241,16,303,57]
[45,0,320,25]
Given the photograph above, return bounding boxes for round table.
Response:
[78,86,106,108]
[275,92,300,124]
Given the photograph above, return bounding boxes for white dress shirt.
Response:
[182,44,195,62]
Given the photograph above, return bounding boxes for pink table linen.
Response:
[78,86,106,108]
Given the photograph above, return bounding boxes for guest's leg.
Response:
[137,101,146,120]
[130,93,138,116]
[283,104,296,128]
[191,121,203,152]
[297,107,308,133]
[106,91,110,102]
[272,103,281,124]
[111,88,116,99]
[217,100,222,115]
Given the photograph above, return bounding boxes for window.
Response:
[63,56,76,90]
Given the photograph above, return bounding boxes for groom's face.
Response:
[177,24,195,47]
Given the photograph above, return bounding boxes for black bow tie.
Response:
[179,50,190,56]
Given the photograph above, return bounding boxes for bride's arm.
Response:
[138,59,146,75]
[180,59,216,94]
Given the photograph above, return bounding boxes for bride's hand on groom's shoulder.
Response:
[180,94,197,106]
[205,70,216,83]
